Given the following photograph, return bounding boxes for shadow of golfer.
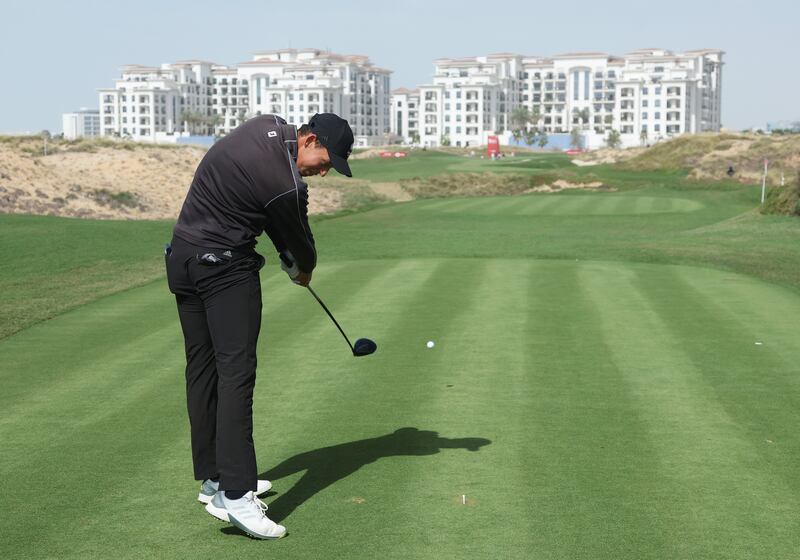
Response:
[253,427,491,523]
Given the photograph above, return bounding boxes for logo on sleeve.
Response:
[267,131,277,138]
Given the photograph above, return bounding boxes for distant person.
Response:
[727,165,735,177]
[165,113,354,539]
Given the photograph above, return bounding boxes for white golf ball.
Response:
[427,341,435,348]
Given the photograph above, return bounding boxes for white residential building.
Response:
[238,49,391,146]
[62,108,100,139]
[390,88,420,143]
[98,49,391,145]
[394,48,723,149]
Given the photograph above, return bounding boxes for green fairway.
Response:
[2,156,800,558]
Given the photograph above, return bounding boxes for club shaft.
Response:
[306,285,355,352]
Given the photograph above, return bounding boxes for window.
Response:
[655,100,661,108]
[642,112,648,119]
[642,100,648,107]
[655,112,661,119]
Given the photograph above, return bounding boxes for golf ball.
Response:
[427,341,435,348]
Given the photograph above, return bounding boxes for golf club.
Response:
[306,285,377,357]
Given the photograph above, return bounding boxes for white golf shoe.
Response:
[205,491,287,539]
[197,478,272,504]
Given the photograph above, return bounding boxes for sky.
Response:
[0,0,797,133]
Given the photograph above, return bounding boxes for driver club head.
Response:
[352,338,377,357]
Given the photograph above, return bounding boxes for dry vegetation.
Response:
[0,136,204,219]
[573,132,800,186]
[399,172,610,198]
[0,135,383,219]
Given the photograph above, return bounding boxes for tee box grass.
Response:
[1,150,800,558]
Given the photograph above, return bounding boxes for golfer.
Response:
[165,113,354,539]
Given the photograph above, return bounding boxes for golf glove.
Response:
[279,251,300,281]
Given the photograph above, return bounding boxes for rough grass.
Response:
[761,173,800,216]
[618,133,746,172]
[399,172,558,198]
[0,134,193,156]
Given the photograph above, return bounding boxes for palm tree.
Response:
[537,131,549,149]
[578,108,590,130]
[511,107,531,133]
[180,110,204,135]
[523,127,539,147]
[570,127,583,149]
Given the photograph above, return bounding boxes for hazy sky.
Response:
[1,0,797,133]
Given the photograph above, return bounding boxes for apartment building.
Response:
[390,88,420,142]
[394,48,723,148]
[62,108,100,139]
[237,49,391,146]
[98,61,218,142]
[98,49,391,145]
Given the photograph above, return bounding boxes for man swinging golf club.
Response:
[165,113,354,539]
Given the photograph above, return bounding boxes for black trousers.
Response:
[165,235,266,492]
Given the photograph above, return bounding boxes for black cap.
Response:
[308,113,354,177]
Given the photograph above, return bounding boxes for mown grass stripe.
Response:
[581,262,800,558]
[635,266,800,494]
[438,198,490,214]
[515,194,561,215]
[249,259,493,555]
[516,261,671,557]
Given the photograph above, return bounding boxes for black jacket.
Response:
[173,115,316,273]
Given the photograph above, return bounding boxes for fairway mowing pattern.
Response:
[3,254,800,558]
[581,263,800,558]
[419,194,704,216]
